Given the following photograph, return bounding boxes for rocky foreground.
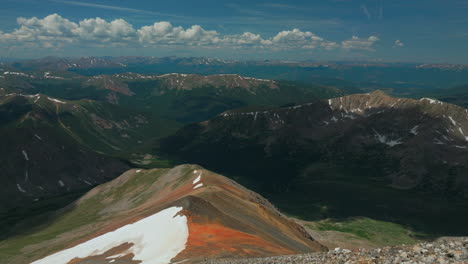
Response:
[201,237,468,264]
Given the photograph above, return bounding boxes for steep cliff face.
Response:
[0,165,325,264]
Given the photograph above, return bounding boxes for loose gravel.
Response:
[200,237,468,264]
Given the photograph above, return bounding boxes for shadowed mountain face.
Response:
[0,94,146,214]
[0,165,325,264]
[160,91,468,234]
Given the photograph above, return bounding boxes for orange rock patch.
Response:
[180,222,296,259]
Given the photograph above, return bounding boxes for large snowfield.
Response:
[32,206,189,264]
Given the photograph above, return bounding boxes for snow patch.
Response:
[3,71,32,77]
[44,72,65,80]
[193,173,202,184]
[349,108,363,113]
[243,76,273,82]
[157,73,189,78]
[458,127,468,141]
[410,125,419,135]
[22,150,29,161]
[80,179,93,186]
[420,98,444,105]
[373,129,402,147]
[58,180,65,187]
[448,116,457,126]
[136,169,142,173]
[34,134,42,140]
[47,97,66,104]
[31,207,188,264]
[17,184,27,193]
[193,183,204,189]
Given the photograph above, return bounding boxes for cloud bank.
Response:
[0,14,379,52]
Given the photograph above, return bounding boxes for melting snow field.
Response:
[31,206,189,264]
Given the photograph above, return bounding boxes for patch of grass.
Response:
[307,217,420,246]
[170,165,198,190]
[0,192,106,261]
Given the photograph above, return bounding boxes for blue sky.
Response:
[0,0,467,63]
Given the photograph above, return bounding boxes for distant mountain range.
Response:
[9,56,468,71]
[0,70,348,123]
[5,56,468,94]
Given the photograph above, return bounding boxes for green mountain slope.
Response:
[0,94,132,221]
[0,92,177,216]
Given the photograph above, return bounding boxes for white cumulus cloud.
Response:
[74,18,135,42]
[1,14,77,43]
[223,32,268,46]
[393,39,404,47]
[341,35,380,51]
[137,22,221,45]
[0,14,383,53]
[269,29,338,50]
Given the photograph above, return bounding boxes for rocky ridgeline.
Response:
[201,237,468,264]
